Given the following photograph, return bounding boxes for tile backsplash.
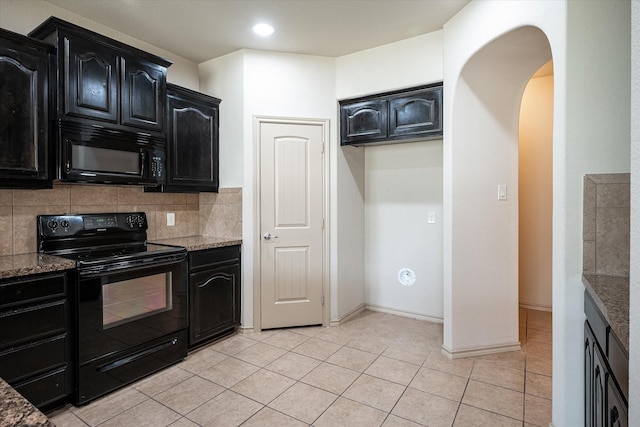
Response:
[583,174,629,276]
[0,184,242,256]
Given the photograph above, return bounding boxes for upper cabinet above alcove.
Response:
[339,83,443,147]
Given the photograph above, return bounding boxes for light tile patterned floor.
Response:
[47,308,552,427]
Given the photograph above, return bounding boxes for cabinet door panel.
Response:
[65,37,118,122]
[341,99,388,144]
[170,105,217,184]
[0,300,66,348]
[0,36,51,187]
[0,334,67,383]
[13,366,68,409]
[586,322,594,427]
[607,376,628,427]
[121,57,165,131]
[593,343,607,427]
[189,263,239,346]
[389,88,442,138]
[0,273,66,308]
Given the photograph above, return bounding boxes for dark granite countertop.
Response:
[0,253,76,280]
[583,274,629,352]
[153,236,242,252]
[0,378,53,426]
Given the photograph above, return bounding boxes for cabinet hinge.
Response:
[321,293,325,306]
[321,218,325,230]
[321,142,325,153]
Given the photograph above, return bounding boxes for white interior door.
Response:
[259,120,325,329]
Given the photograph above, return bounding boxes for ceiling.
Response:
[43,0,470,63]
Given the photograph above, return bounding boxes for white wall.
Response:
[444,2,630,426]
[335,32,444,320]
[519,74,553,310]
[199,51,245,188]
[0,0,199,89]
[564,3,630,425]
[199,50,337,327]
[446,25,552,354]
[365,141,443,320]
[335,32,443,98]
[629,0,639,419]
[333,145,366,322]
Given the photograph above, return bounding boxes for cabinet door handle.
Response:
[198,273,233,288]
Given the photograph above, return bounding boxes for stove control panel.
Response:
[125,214,146,229]
[38,213,148,237]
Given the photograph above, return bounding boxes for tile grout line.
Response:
[54,309,551,426]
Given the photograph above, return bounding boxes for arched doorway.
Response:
[443,25,553,358]
[519,60,554,315]
[441,23,554,425]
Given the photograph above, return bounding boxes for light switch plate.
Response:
[498,185,507,201]
[427,211,436,224]
[167,212,175,226]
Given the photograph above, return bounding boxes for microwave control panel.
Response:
[151,151,164,179]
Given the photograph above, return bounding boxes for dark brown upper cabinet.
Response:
[29,17,170,135]
[0,28,54,189]
[147,84,220,193]
[341,99,388,143]
[340,83,442,146]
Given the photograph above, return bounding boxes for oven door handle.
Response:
[78,255,186,277]
[97,337,179,373]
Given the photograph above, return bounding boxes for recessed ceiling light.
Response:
[253,23,275,37]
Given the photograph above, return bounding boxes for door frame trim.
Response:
[252,116,330,332]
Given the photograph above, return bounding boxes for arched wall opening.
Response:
[443,26,552,357]
[519,60,554,313]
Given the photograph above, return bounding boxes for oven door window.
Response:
[102,272,172,329]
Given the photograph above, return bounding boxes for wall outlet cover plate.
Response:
[398,268,416,286]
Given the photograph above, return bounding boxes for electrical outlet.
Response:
[427,212,436,224]
[166,212,175,226]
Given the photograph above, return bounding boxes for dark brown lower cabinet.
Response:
[607,377,628,427]
[0,272,71,410]
[585,322,595,427]
[584,291,628,427]
[189,246,241,348]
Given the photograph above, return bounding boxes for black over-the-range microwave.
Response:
[58,121,166,185]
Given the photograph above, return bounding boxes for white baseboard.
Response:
[519,303,552,312]
[365,304,444,324]
[441,341,522,359]
[238,325,254,334]
[329,303,366,326]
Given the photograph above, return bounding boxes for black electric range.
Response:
[37,212,188,405]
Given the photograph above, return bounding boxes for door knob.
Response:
[263,233,278,240]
